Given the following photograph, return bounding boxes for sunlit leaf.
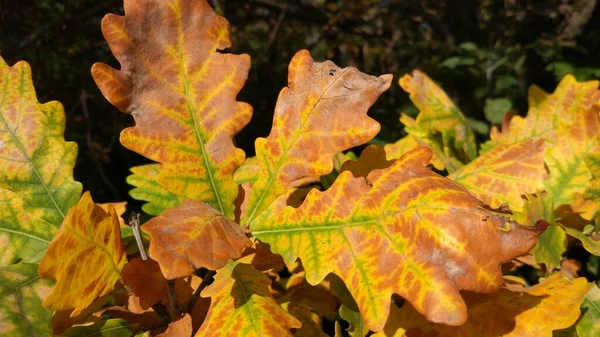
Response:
[38,192,127,316]
[92,0,252,218]
[142,200,251,279]
[449,139,545,211]
[399,70,477,162]
[585,136,600,203]
[127,164,184,216]
[242,50,392,223]
[195,261,301,337]
[375,273,590,337]
[157,314,192,337]
[0,263,53,336]
[564,228,600,256]
[252,148,546,331]
[532,223,566,270]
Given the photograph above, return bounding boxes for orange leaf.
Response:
[157,314,192,337]
[252,147,546,331]
[243,50,392,223]
[375,273,591,337]
[93,0,252,218]
[341,145,394,179]
[449,139,546,211]
[38,192,127,316]
[142,200,251,279]
[195,261,301,336]
[121,258,168,309]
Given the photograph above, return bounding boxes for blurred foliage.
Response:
[1,0,599,206]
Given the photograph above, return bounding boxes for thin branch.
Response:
[129,212,147,260]
[187,270,216,313]
[166,280,178,320]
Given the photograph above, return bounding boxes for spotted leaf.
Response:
[38,192,127,316]
[242,49,392,224]
[252,147,546,331]
[195,261,301,337]
[142,200,251,279]
[92,0,252,218]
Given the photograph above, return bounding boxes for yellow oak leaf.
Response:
[449,139,546,211]
[93,0,252,218]
[142,200,251,279]
[195,261,301,337]
[375,273,591,337]
[252,147,546,331]
[242,49,392,224]
[399,71,477,164]
[38,192,127,316]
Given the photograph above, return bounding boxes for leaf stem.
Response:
[166,280,178,320]
[187,270,216,313]
[129,213,148,260]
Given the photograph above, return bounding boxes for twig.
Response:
[187,270,216,313]
[166,280,178,320]
[80,90,121,201]
[266,4,287,53]
[129,212,147,260]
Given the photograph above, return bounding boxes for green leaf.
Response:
[575,284,600,337]
[0,262,53,336]
[126,164,184,216]
[61,319,139,337]
[532,223,567,270]
[484,98,512,125]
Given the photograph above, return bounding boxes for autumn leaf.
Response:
[0,263,53,336]
[327,275,369,337]
[242,49,392,223]
[585,136,600,203]
[341,145,394,179]
[93,0,252,218]
[127,164,184,216]
[0,57,82,227]
[142,200,251,279]
[156,314,192,337]
[195,261,301,337]
[375,273,590,337]
[252,147,546,331]
[38,192,127,316]
[120,258,169,309]
[283,287,338,337]
[449,139,546,211]
[399,71,477,163]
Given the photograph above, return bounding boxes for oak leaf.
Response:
[195,261,301,337]
[38,192,127,316]
[399,71,477,164]
[127,164,184,216]
[252,147,546,331]
[375,273,591,337]
[242,49,392,223]
[449,139,546,211]
[93,0,252,218]
[142,200,251,279]
[341,145,394,179]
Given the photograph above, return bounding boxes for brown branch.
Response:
[186,270,216,313]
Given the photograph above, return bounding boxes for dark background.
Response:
[1,0,599,208]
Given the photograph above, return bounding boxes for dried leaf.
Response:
[242,50,392,223]
[0,263,53,336]
[399,71,477,163]
[375,273,590,337]
[93,0,252,218]
[127,164,184,216]
[449,139,546,211]
[142,200,251,279]
[121,258,167,309]
[38,192,127,316]
[195,261,301,337]
[252,147,546,331]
